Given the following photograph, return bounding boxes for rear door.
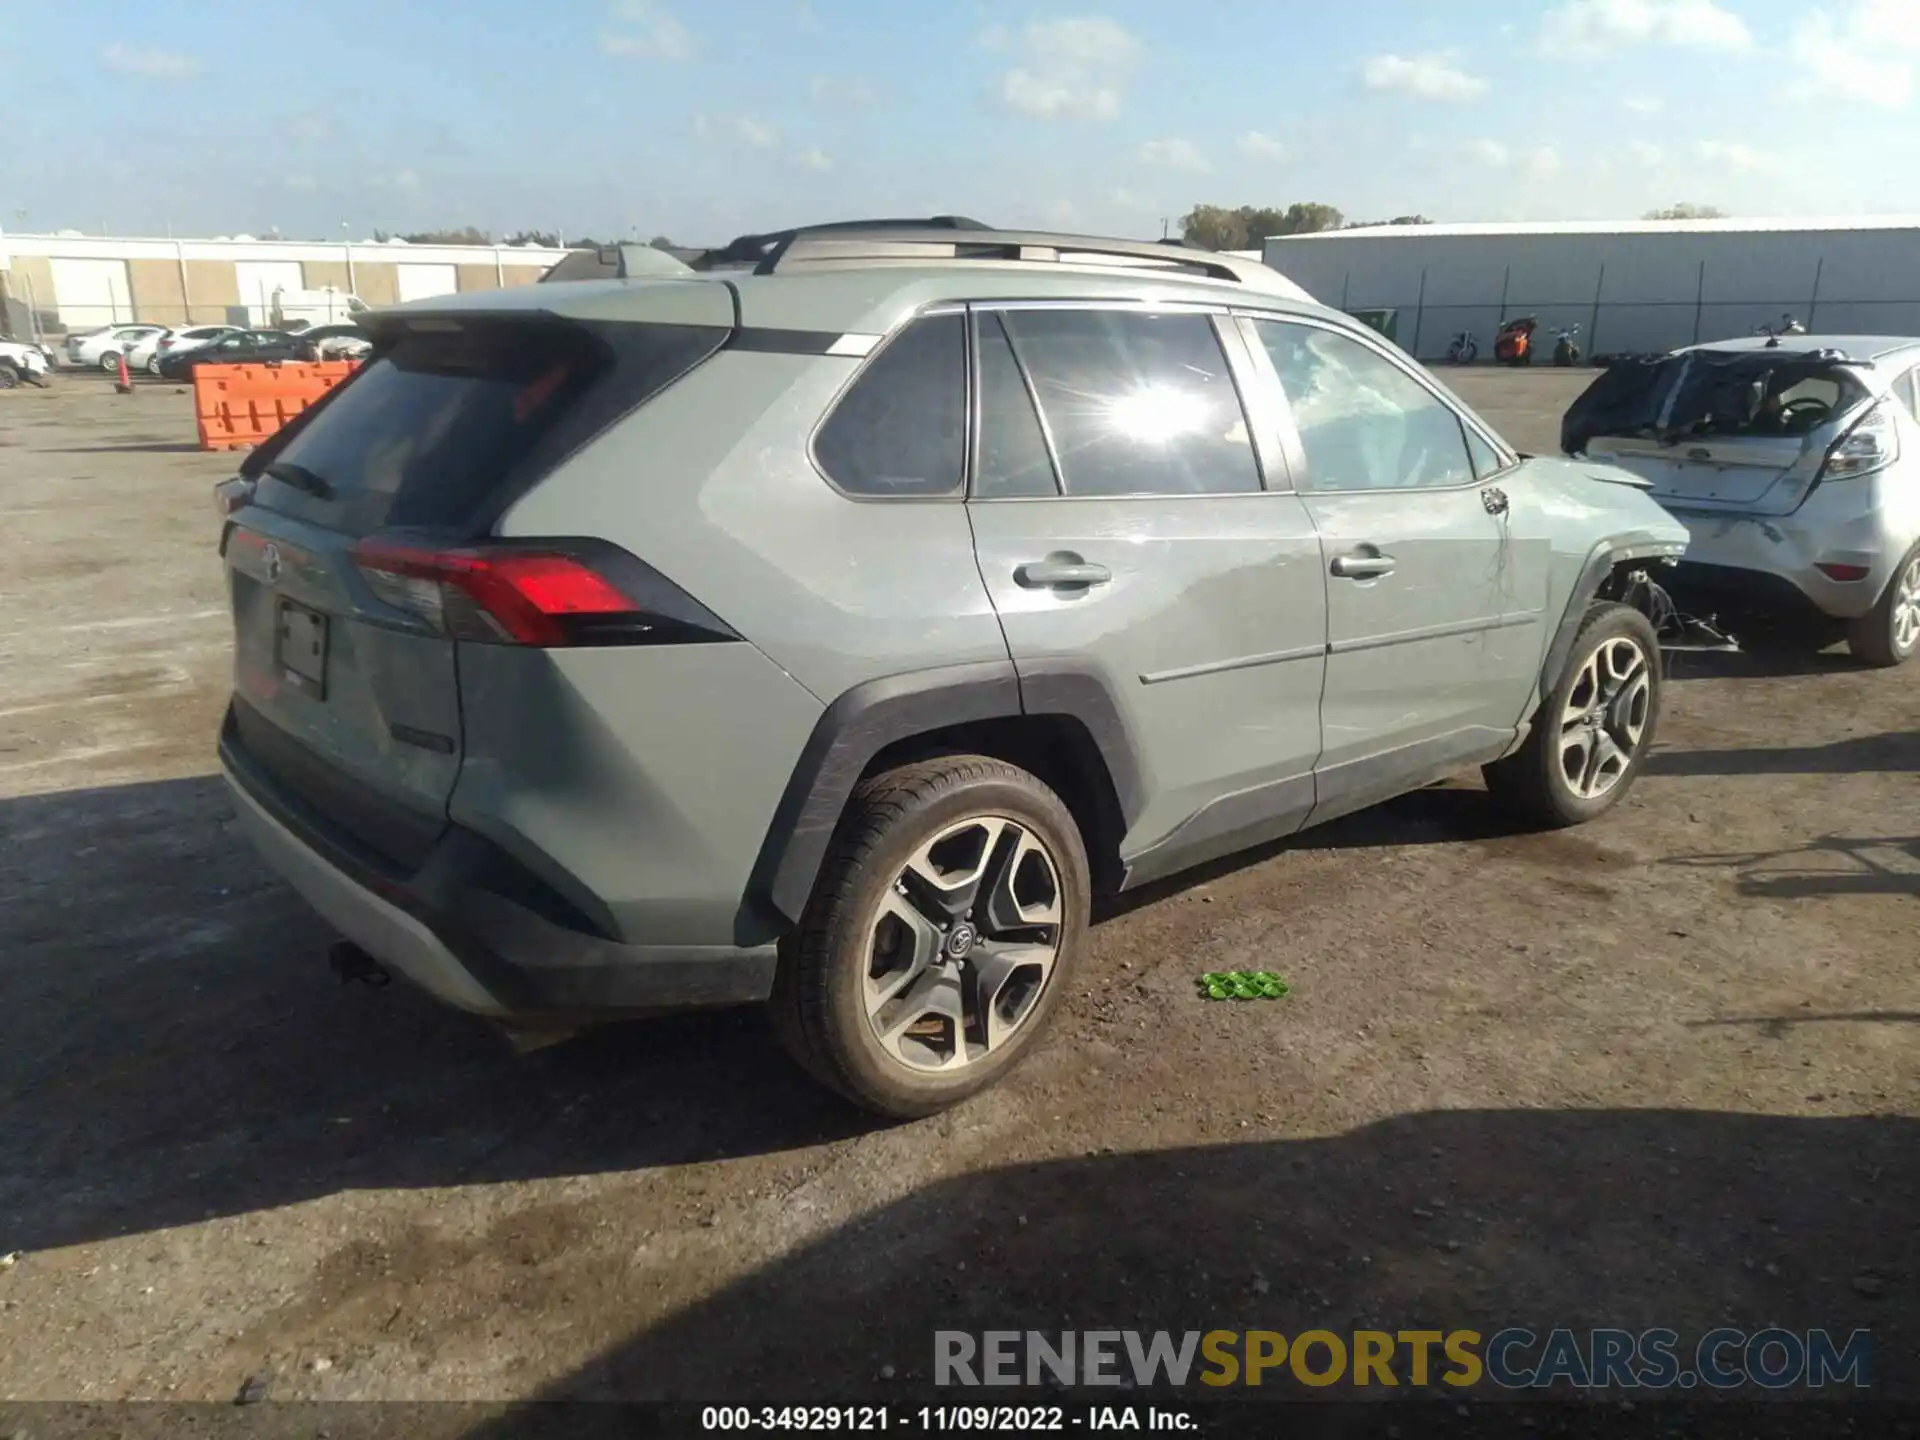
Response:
[222,302,731,865]
[964,303,1328,876]
[1245,315,1540,823]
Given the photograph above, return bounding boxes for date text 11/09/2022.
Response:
[702,1407,1193,1431]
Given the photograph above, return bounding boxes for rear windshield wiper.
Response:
[259,461,333,499]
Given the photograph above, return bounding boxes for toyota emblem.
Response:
[262,542,283,585]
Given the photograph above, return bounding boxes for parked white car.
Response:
[0,338,52,387]
[1565,334,1920,665]
[65,324,168,372]
[128,325,243,376]
[270,287,368,331]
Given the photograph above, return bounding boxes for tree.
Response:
[649,235,678,250]
[1178,202,1347,250]
[1643,203,1726,220]
[1345,214,1433,228]
[504,229,562,247]
[399,225,492,245]
[1179,205,1249,251]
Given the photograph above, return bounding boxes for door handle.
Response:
[1330,550,1397,579]
[1015,555,1112,590]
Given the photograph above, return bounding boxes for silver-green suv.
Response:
[215,223,1689,1116]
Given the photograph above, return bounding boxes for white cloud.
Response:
[599,0,693,61]
[993,16,1141,121]
[1627,140,1667,165]
[1695,139,1763,169]
[1361,52,1487,101]
[696,114,779,148]
[1468,139,1562,179]
[808,74,879,108]
[283,173,318,192]
[1793,2,1920,108]
[1108,186,1158,211]
[1237,130,1287,161]
[1045,198,1080,227]
[1137,137,1209,172]
[1539,0,1752,55]
[1621,93,1664,114]
[796,147,833,171]
[389,169,421,192]
[100,44,200,79]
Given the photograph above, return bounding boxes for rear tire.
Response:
[99,351,122,373]
[0,360,17,390]
[1484,602,1663,828]
[770,755,1090,1119]
[1845,545,1920,667]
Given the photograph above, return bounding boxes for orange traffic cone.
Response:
[115,353,133,395]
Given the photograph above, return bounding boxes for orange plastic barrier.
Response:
[194,361,359,451]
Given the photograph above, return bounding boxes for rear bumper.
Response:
[1666,505,1903,621]
[219,711,779,1023]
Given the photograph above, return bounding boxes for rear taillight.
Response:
[349,539,737,648]
[1815,562,1871,582]
[213,476,255,518]
[1817,400,1900,483]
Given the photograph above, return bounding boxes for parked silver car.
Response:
[216,222,1690,1115]
[1565,335,1920,665]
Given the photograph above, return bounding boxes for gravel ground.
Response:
[0,367,1913,1410]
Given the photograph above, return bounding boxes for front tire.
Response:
[1484,602,1663,827]
[1846,545,1920,667]
[771,755,1090,1118]
[0,360,18,390]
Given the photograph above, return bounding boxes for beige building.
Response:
[0,232,571,336]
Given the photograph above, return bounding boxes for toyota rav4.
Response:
[216,223,1690,1116]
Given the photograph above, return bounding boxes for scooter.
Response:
[1493,316,1537,366]
[1552,323,1582,366]
[1445,330,1479,364]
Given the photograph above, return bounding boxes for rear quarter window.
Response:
[813,313,967,497]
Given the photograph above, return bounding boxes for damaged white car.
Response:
[1562,335,1920,666]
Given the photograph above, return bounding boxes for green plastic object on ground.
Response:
[1196,971,1292,1001]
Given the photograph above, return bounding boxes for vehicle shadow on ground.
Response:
[472,1108,1917,1405]
[44,440,207,454]
[1644,732,1919,778]
[1686,1010,1920,1037]
[1662,647,1860,683]
[1663,835,1920,900]
[0,776,872,1255]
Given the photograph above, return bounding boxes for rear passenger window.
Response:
[997,309,1261,497]
[1255,320,1476,492]
[974,314,1060,499]
[814,313,966,497]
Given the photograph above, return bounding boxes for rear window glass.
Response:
[255,323,609,534]
[1567,352,1872,452]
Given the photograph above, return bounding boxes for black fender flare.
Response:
[752,659,1142,925]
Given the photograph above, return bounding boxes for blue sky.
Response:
[4,0,1917,243]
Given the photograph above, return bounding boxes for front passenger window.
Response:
[1255,320,1476,493]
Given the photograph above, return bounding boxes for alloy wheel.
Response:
[863,815,1064,1073]
[1892,557,1920,656]
[1559,635,1652,800]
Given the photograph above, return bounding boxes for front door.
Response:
[1245,315,1543,825]
[964,304,1328,885]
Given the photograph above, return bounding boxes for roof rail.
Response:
[725,225,1309,298]
[694,217,993,270]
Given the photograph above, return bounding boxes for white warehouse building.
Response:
[1265,215,1920,362]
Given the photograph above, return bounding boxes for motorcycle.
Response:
[1552,323,1582,367]
[1445,330,1479,364]
[1493,316,1537,366]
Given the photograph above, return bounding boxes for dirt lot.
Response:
[0,368,1914,1410]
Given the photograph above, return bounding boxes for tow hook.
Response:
[328,940,392,988]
